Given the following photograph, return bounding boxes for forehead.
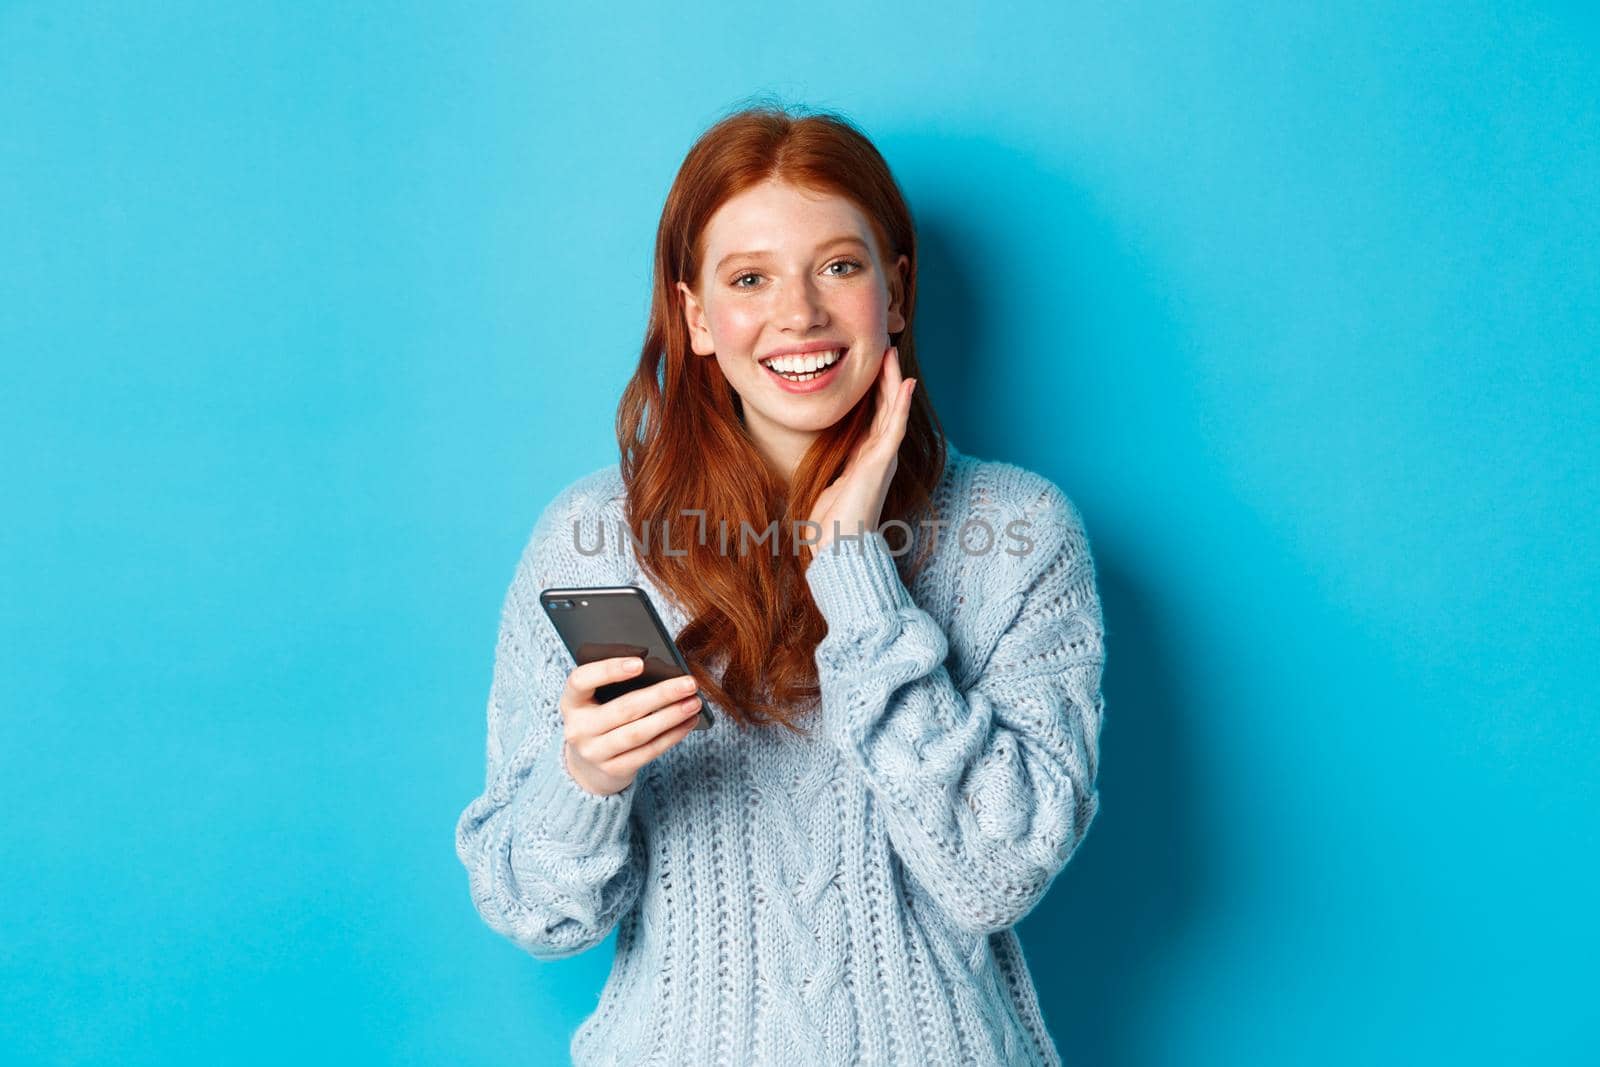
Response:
[701,179,874,254]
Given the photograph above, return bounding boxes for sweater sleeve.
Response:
[454,489,646,960]
[803,482,1105,936]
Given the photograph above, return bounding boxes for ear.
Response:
[887,253,910,334]
[677,280,715,356]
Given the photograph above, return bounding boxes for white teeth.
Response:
[764,348,842,374]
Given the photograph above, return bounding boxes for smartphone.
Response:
[538,585,714,731]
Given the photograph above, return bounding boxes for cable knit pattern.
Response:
[454,442,1106,1066]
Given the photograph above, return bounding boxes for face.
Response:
[677,178,909,476]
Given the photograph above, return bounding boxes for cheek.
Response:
[840,286,889,327]
[710,303,764,340]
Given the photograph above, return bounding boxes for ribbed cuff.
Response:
[804,528,914,632]
[523,725,636,845]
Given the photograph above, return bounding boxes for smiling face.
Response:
[677,178,909,483]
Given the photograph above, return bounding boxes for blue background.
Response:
[3,3,1596,1064]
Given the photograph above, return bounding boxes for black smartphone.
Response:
[538,585,713,731]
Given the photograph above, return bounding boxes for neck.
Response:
[743,413,816,489]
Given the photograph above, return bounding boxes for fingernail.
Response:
[625,658,643,671]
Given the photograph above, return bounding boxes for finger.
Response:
[601,709,702,777]
[590,693,703,761]
[881,345,902,405]
[861,378,914,469]
[588,673,701,733]
[564,656,644,704]
[876,367,913,450]
[872,346,901,436]
[892,378,917,442]
[873,342,894,394]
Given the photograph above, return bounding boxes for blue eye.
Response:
[729,258,864,290]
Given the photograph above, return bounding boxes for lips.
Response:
[759,347,845,373]
[759,340,849,362]
[760,346,849,393]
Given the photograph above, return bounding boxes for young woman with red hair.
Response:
[456,103,1106,1066]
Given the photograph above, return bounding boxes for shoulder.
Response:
[915,444,1097,684]
[535,463,625,533]
[940,443,1092,578]
[517,461,626,584]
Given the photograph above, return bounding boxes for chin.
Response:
[760,409,836,434]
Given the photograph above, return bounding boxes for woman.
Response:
[455,103,1106,1066]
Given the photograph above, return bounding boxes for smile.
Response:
[759,347,847,390]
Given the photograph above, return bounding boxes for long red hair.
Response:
[616,102,947,734]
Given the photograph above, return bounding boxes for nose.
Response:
[776,274,827,332]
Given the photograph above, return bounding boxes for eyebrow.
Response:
[714,235,871,275]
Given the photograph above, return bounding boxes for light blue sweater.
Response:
[454,442,1107,1065]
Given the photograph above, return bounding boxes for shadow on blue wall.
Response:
[910,136,1208,1064]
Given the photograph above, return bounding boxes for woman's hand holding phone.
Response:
[559,656,705,796]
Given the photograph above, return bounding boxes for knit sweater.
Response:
[454,442,1106,1066]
